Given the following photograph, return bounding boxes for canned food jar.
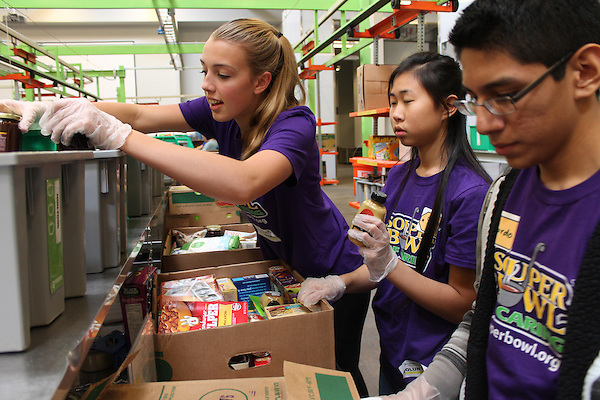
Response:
[0,112,22,152]
[57,132,95,151]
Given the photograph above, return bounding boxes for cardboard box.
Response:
[88,324,357,400]
[357,64,397,111]
[162,223,263,272]
[320,133,336,152]
[152,260,335,381]
[119,265,157,347]
[164,207,242,232]
[168,185,240,216]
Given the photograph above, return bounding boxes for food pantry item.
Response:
[170,235,240,255]
[0,112,21,152]
[260,291,284,307]
[348,190,387,247]
[216,277,238,302]
[171,228,207,248]
[231,273,272,303]
[57,132,95,151]
[268,265,302,303]
[265,303,313,319]
[161,275,223,303]
[159,301,248,333]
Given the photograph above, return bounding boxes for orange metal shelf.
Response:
[349,108,390,118]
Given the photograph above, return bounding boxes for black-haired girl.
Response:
[299,52,491,395]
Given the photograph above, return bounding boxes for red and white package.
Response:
[159,301,248,333]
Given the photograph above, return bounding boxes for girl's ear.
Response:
[254,71,272,95]
[443,94,459,119]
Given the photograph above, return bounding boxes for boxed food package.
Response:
[265,303,312,319]
[158,275,251,334]
[268,265,302,303]
[357,64,397,111]
[231,273,272,303]
[152,260,335,381]
[368,135,400,161]
[119,265,157,347]
[162,223,263,272]
[217,277,238,301]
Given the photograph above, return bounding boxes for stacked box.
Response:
[268,266,302,303]
[120,265,157,347]
[231,274,272,303]
[216,277,238,302]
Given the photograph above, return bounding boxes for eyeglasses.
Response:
[453,52,574,116]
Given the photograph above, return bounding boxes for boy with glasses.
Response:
[365,0,600,399]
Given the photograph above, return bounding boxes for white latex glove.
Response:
[348,213,398,282]
[39,98,132,149]
[298,276,346,307]
[361,376,440,400]
[0,99,49,132]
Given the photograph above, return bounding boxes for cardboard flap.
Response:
[96,377,286,400]
[83,361,358,400]
[127,315,157,383]
[283,361,360,400]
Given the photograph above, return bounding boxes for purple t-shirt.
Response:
[179,97,363,277]
[485,167,600,399]
[372,159,489,386]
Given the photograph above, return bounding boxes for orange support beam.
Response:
[350,1,456,39]
[12,48,36,64]
[0,73,53,89]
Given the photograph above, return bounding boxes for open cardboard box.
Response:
[152,260,335,381]
[83,315,357,400]
[168,185,240,215]
[162,223,263,272]
[164,208,243,234]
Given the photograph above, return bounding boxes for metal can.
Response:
[57,132,95,151]
[0,112,22,152]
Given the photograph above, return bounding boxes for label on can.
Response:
[0,132,6,152]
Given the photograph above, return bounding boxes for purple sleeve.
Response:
[259,108,317,184]
[178,97,217,139]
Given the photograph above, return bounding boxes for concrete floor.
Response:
[321,163,380,397]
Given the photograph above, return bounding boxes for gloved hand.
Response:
[348,213,398,282]
[39,97,132,149]
[361,376,440,400]
[298,275,346,307]
[0,99,49,132]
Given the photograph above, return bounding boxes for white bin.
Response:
[61,160,87,298]
[85,150,123,273]
[0,151,92,351]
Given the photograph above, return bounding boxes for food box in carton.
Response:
[119,265,157,347]
[152,259,335,381]
[167,185,239,216]
[357,64,397,111]
[162,223,263,272]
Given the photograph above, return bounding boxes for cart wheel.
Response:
[390,0,401,9]
[452,0,459,12]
